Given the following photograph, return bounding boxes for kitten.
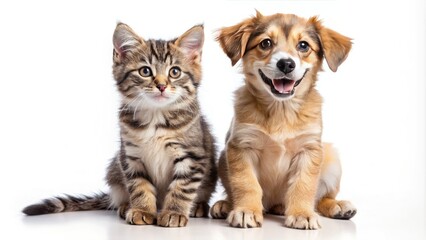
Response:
[22,23,218,228]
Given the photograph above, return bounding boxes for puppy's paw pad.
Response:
[284,213,320,230]
[210,200,230,219]
[125,208,156,225]
[227,208,263,228]
[332,201,357,220]
[157,211,188,227]
[190,202,210,218]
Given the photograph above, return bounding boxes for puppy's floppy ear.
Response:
[216,15,259,66]
[309,17,352,72]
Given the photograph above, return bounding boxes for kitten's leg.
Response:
[190,156,218,218]
[190,201,210,218]
[210,151,231,219]
[118,154,157,225]
[124,177,157,225]
[109,184,130,219]
[157,152,208,227]
[106,158,131,220]
[118,202,130,219]
[210,199,231,219]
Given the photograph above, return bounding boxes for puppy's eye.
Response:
[169,67,181,79]
[259,39,273,50]
[296,41,310,52]
[139,66,152,77]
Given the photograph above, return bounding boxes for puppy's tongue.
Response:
[272,79,295,93]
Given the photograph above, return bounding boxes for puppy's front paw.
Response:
[125,208,156,225]
[227,208,263,228]
[157,211,188,227]
[284,212,320,230]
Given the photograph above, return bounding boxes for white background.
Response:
[0,0,425,239]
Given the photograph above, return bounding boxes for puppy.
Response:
[210,12,356,229]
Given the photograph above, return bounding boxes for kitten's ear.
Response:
[175,25,204,62]
[113,23,144,63]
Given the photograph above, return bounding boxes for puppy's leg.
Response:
[225,144,263,228]
[316,144,357,219]
[284,143,322,230]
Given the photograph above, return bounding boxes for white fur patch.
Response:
[260,51,308,81]
[174,158,192,175]
[316,153,342,201]
[139,87,183,109]
[110,185,129,208]
[51,198,65,212]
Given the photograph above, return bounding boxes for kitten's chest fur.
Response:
[121,110,178,201]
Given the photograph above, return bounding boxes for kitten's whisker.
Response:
[133,94,146,121]
[119,94,142,115]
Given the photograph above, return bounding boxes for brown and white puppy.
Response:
[210,12,356,229]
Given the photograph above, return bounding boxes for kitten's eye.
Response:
[296,41,310,52]
[259,39,273,50]
[139,66,152,77]
[169,67,181,79]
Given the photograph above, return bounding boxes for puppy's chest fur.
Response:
[254,120,322,209]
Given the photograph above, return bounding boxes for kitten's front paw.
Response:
[284,212,320,230]
[118,203,130,219]
[125,208,156,225]
[190,202,210,218]
[210,200,230,219]
[157,211,188,227]
[227,207,263,228]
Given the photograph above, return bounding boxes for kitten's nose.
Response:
[157,84,166,92]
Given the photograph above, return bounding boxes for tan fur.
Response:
[211,12,356,229]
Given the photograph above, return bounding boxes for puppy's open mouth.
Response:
[259,69,304,97]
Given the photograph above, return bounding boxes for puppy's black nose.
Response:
[277,58,296,74]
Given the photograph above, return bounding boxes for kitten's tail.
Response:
[22,192,112,216]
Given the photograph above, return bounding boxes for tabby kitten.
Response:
[22,23,217,228]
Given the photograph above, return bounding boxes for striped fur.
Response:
[22,193,110,215]
[22,23,217,228]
